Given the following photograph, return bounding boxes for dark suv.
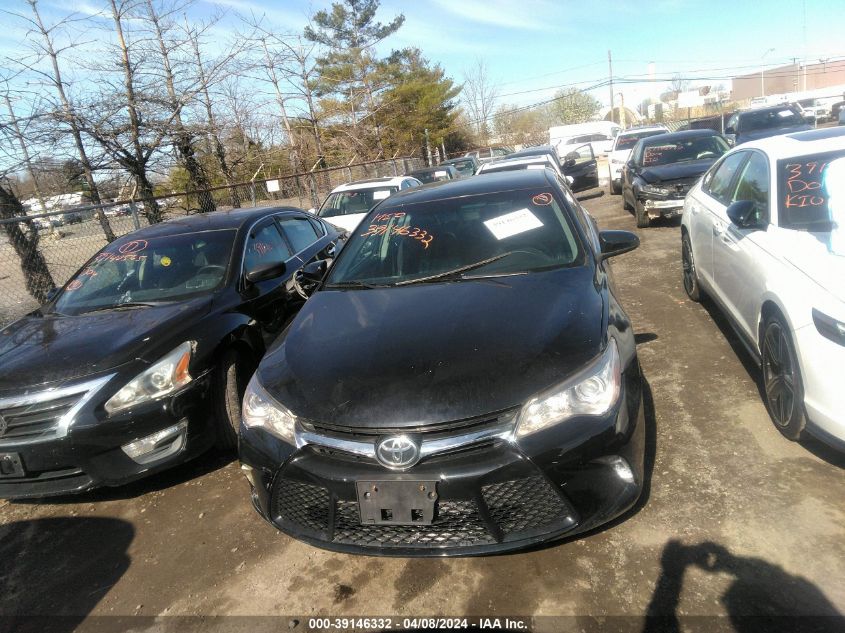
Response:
[725,105,811,146]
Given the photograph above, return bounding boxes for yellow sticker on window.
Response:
[161,256,172,267]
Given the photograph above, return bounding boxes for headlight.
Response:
[105,341,194,414]
[242,375,297,444]
[516,339,622,437]
[641,184,670,196]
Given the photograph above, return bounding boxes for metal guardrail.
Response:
[0,157,423,326]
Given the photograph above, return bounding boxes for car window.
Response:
[704,151,748,205]
[278,216,320,254]
[54,229,237,315]
[318,188,397,217]
[777,149,845,230]
[739,107,803,132]
[640,135,728,167]
[326,189,584,286]
[244,222,292,273]
[731,152,770,225]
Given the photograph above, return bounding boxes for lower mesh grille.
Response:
[333,499,495,548]
[275,479,330,533]
[482,476,569,535]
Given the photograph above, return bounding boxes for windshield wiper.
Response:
[324,280,382,290]
[80,301,162,314]
[394,252,515,286]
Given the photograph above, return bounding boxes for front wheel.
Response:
[681,232,702,301]
[213,348,253,451]
[635,200,650,228]
[610,178,621,195]
[761,315,806,440]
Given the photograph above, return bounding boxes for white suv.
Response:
[314,176,421,232]
[680,127,845,448]
[607,125,669,194]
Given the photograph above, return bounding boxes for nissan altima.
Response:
[239,170,646,556]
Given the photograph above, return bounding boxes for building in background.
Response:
[732,59,845,102]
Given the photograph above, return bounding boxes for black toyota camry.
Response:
[0,207,341,498]
[239,170,645,556]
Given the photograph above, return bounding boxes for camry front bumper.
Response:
[240,377,646,556]
[642,197,685,218]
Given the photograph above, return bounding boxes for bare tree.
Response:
[462,59,499,143]
[14,0,117,241]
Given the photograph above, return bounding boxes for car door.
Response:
[277,214,335,309]
[694,151,749,290]
[561,142,599,192]
[713,150,772,339]
[240,217,296,345]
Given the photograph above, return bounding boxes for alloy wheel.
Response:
[762,322,796,428]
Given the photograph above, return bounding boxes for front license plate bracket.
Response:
[356,480,438,525]
[0,453,25,478]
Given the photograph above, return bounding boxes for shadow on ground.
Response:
[0,517,133,633]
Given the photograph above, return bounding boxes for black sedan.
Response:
[239,170,646,556]
[0,207,341,498]
[621,129,729,227]
[440,156,479,177]
[405,165,459,184]
[506,144,599,192]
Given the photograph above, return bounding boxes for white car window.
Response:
[731,152,770,225]
[704,152,748,206]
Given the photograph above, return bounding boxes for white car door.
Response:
[691,151,749,289]
[712,150,773,340]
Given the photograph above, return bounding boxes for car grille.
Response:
[272,474,573,550]
[0,393,81,445]
[301,408,518,444]
[665,178,699,198]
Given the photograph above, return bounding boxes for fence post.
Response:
[391,159,398,176]
[251,181,256,207]
[403,158,410,174]
[309,173,320,208]
[129,201,141,230]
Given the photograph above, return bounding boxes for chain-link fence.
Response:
[0,157,423,326]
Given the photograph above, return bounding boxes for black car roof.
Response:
[117,206,306,239]
[639,129,722,145]
[738,104,798,115]
[375,170,553,206]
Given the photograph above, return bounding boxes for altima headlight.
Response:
[105,341,194,414]
[641,184,670,196]
[516,339,622,437]
[242,375,297,444]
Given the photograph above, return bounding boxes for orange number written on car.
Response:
[360,224,434,249]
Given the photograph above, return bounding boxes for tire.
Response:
[681,232,702,301]
[760,314,806,440]
[213,348,252,451]
[635,199,650,228]
[610,176,621,195]
[623,189,633,211]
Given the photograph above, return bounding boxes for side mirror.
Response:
[245,261,286,284]
[299,259,328,282]
[598,230,640,260]
[725,200,761,228]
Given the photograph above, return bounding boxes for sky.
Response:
[1,0,844,118]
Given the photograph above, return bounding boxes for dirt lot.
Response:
[1,185,844,631]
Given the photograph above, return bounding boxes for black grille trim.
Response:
[273,478,331,535]
[482,476,571,538]
[0,394,80,442]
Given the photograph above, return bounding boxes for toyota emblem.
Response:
[375,435,420,469]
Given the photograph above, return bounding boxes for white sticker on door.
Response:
[483,208,544,240]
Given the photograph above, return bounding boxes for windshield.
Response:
[640,135,729,167]
[318,188,397,218]
[445,160,475,176]
[740,108,803,131]
[54,229,236,315]
[778,151,845,232]
[325,188,583,287]
[614,130,666,151]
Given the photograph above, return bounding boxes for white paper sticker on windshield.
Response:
[777,110,793,118]
[372,190,390,200]
[434,170,447,177]
[484,208,544,240]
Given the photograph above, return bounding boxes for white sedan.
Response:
[313,176,422,232]
[681,126,845,448]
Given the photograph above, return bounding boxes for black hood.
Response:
[0,297,213,392]
[258,267,604,428]
[639,158,716,184]
[738,123,812,143]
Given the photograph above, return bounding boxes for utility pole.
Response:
[424,128,432,167]
[608,50,615,124]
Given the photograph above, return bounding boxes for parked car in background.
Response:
[314,176,422,232]
[839,108,845,126]
[607,125,670,194]
[239,169,645,555]
[622,130,730,227]
[557,132,616,157]
[549,121,621,158]
[464,146,514,164]
[797,98,829,124]
[724,104,812,146]
[405,165,459,184]
[440,156,479,178]
[831,100,845,123]
[508,144,598,192]
[476,154,563,177]
[0,207,342,498]
[681,127,845,449]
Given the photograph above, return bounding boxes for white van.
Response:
[549,122,621,158]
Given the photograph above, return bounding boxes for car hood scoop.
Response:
[0,297,212,392]
[259,267,604,428]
